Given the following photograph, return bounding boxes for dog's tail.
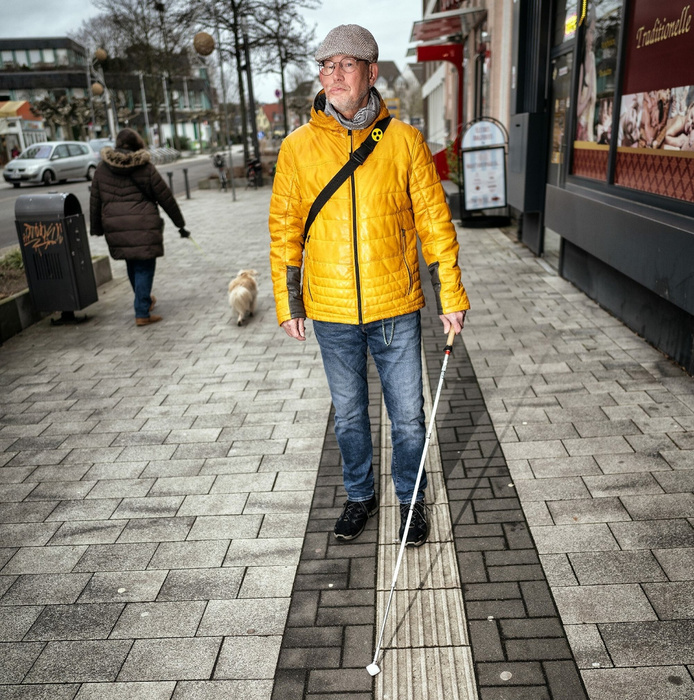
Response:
[229,286,254,308]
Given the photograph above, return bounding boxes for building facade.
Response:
[0,37,215,149]
[508,0,694,372]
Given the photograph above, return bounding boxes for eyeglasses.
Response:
[318,58,367,76]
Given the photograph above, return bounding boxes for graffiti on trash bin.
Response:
[21,221,65,254]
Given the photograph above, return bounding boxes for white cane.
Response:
[367,326,457,676]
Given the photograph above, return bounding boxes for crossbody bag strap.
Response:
[303,115,392,241]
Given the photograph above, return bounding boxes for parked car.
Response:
[89,138,115,161]
[2,141,99,188]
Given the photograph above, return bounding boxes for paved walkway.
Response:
[0,186,692,700]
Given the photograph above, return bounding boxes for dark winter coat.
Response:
[89,147,185,260]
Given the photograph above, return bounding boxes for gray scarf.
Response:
[325,88,380,130]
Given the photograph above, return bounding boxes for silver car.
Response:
[3,141,99,188]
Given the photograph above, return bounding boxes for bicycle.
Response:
[246,158,262,189]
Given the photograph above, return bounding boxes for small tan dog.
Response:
[228,269,258,326]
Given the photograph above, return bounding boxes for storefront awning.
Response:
[410,7,486,44]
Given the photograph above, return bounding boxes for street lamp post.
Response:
[87,48,118,138]
[194,27,236,200]
[138,71,152,144]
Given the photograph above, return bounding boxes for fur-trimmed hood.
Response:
[101,147,151,173]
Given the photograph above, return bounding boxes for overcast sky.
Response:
[3,0,423,102]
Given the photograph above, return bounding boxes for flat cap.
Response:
[315,24,379,63]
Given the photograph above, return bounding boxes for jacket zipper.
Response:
[401,228,413,294]
[349,130,363,324]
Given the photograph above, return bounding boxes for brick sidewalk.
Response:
[1,187,693,700]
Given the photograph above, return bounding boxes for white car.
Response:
[3,141,99,188]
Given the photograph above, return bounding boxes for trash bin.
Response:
[15,193,97,323]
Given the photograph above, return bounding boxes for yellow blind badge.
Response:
[371,128,383,142]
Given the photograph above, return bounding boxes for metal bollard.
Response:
[183,168,190,199]
[166,171,173,193]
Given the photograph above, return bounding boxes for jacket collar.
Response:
[101,147,151,173]
[311,88,389,133]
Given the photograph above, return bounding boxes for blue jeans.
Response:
[126,259,156,318]
[313,311,426,505]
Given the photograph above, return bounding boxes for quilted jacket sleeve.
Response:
[408,131,470,315]
[149,165,185,229]
[89,166,104,236]
[269,140,307,325]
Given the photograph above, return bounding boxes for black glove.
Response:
[179,227,191,238]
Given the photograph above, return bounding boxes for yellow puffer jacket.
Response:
[269,92,470,326]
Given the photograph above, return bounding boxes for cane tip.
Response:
[366,662,381,676]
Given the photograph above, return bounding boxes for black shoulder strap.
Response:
[303,115,392,241]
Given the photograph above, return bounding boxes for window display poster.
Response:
[575,0,622,146]
[618,0,694,152]
[462,146,507,211]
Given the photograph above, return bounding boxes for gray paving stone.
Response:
[621,494,694,520]
[198,456,262,475]
[547,497,631,524]
[531,524,619,553]
[48,520,127,545]
[539,554,579,586]
[46,499,121,522]
[554,584,657,624]
[1,573,91,605]
[170,680,273,700]
[84,462,147,480]
[73,543,158,572]
[564,624,613,669]
[0,605,43,641]
[110,601,206,638]
[569,550,667,584]
[529,455,602,478]
[259,513,310,538]
[595,452,673,474]
[584,473,664,497]
[655,470,694,493]
[509,477,592,502]
[582,666,694,700]
[140,459,203,479]
[2,545,86,574]
[25,602,123,640]
[29,464,91,481]
[244,491,314,513]
[157,568,244,601]
[209,474,279,497]
[25,481,96,501]
[74,681,176,700]
[610,520,694,549]
[238,565,296,598]
[149,476,216,496]
[0,483,38,502]
[223,538,302,567]
[24,639,133,683]
[86,478,154,499]
[643,582,694,620]
[148,540,229,569]
[197,598,290,636]
[214,635,282,679]
[112,497,184,519]
[653,548,694,581]
[187,515,261,540]
[118,637,221,681]
[599,620,694,666]
[177,493,248,516]
[117,516,195,543]
[77,570,167,603]
[0,641,47,683]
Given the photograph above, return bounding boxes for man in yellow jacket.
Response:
[269,24,470,547]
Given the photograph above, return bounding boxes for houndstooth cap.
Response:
[315,24,379,63]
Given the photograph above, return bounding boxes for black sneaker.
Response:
[334,494,379,541]
[399,501,429,547]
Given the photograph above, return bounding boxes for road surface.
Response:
[0,147,246,254]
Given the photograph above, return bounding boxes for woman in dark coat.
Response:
[89,128,189,326]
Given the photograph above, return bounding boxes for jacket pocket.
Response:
[304,235,314,301]
[401,228,413,295]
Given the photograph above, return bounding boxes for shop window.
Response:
[615,0,694,203]
[571,0,622,181]
[553,0,579,46]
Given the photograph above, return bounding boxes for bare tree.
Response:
[252,0,319,136]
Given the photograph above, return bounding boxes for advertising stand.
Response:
[458,117,510,227]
